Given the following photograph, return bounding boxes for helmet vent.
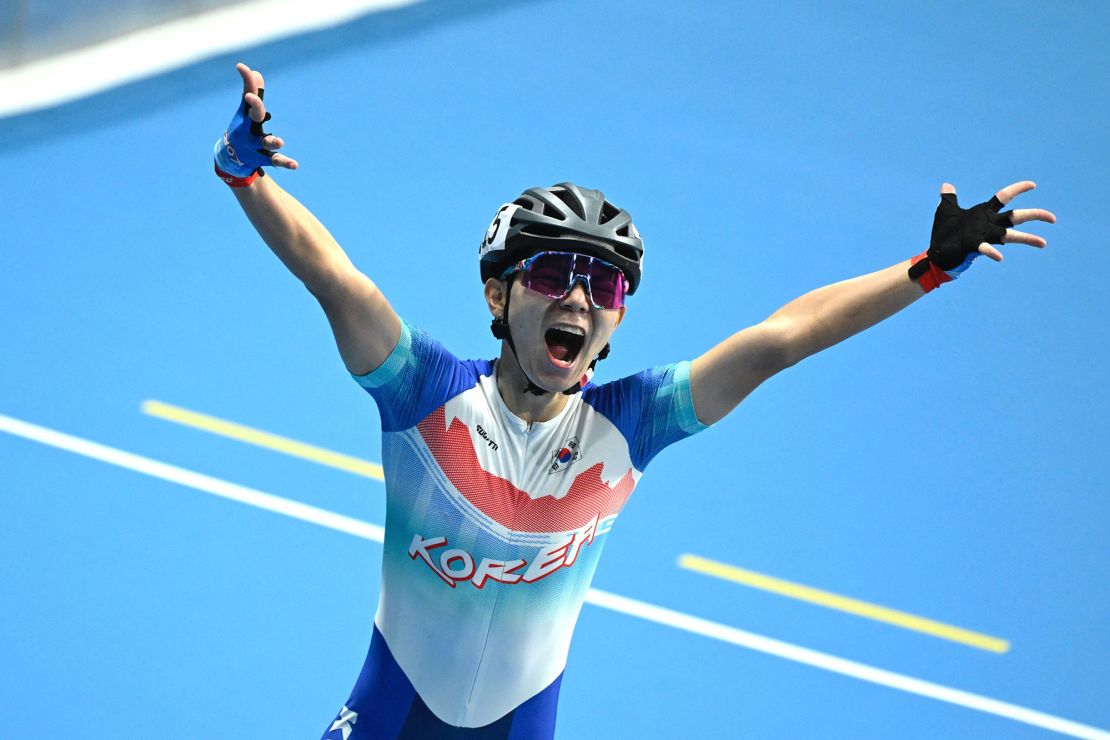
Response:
[542,202,566,220]
[551,188,585,219]
[616,224,630,236]
[600,202,620,224]
[524,223,570,239]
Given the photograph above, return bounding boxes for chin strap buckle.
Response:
[561,342,610,394]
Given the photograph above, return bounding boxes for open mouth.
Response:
[545,327,585,367]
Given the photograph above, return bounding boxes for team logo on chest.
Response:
[548,435,582,474]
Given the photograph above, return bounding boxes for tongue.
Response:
[546,328,584,363]
[549,339,573,361]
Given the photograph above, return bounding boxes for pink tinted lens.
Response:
[521,253,574,298]
[584,260,625,309]
[519,252,626,309]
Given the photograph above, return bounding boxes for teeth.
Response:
[552,324,586,336]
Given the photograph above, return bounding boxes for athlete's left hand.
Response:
[924,180,1056,280]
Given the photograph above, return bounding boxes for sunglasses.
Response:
[501,251,628,310]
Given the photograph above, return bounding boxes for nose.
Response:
[559,278,591,311]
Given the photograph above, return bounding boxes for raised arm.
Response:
[689,181,1056,425]
[215,63,400,376]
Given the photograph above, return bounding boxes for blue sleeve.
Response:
[350,319,485,432]
[584,360,710,472]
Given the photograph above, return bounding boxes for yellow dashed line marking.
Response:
[678,553,1010,653]
[141,399,384,481]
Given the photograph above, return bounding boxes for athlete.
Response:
[213,63,1056,738]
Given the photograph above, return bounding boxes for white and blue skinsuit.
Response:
[321,319,708,739]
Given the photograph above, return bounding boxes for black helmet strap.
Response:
[490,277,609,397]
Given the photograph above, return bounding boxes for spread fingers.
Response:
[270,153,299,170]
[243,92,266,122]
[1003,229,1047,248]
[1008,208,1056,225]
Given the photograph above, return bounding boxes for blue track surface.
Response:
[1,2,1107,737]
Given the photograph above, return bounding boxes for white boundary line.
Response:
[1,412,1107,739]
[0,413,382,542]
[0,0,423,119]
[584,590,1106,738]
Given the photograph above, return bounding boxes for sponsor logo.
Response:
[548,435,581,474]
[222,130,245,167]
[327,706,358,740]
[475,423,499,451]
[407,514,616,589]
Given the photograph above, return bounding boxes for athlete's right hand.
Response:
[213,63,298,182]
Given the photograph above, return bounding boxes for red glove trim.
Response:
[910,251,953,293]
[214,162,262,188]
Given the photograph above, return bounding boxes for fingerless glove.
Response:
[910,192,1014,292]
[213,89,276,187]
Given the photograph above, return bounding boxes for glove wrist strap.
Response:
[909,251,953,293]
[214,162,263,188]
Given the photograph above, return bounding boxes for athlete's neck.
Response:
[494,350,570,424]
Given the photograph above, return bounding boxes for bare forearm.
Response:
[232,174,359,298]
[771,259,925,367]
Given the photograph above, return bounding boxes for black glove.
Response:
[910,193,1014,282]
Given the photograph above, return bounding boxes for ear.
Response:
[484,278,508,317]
[612,305,626,329]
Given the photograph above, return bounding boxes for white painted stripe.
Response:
[0,413,382,542]
[1,412,1107,739]
[584,589,1109,739]
[0,0,424,119]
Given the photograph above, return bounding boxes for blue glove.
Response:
[213,88,275,178]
